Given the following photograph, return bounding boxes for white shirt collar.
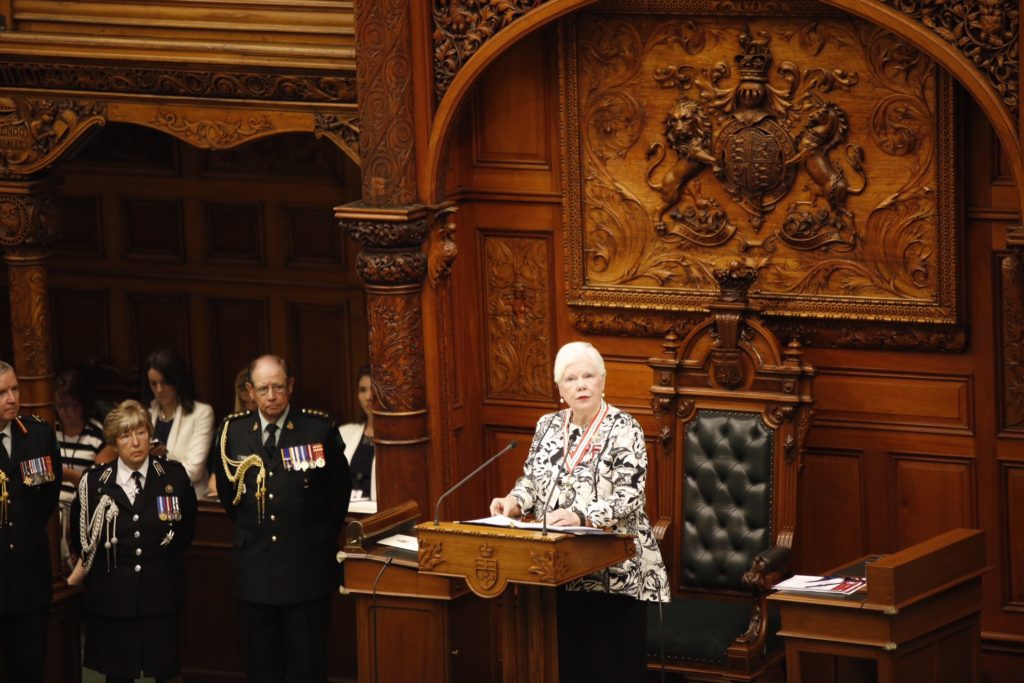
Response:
[258,406,290,435]
[0,422,11,444]
[116,457,150,488]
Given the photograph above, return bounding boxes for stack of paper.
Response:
[774,574,867,595]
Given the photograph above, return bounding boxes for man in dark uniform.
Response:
[213,354,350,683]
[0,361,62,683]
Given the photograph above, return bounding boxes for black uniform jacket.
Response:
[70,457,197,618]
[213,408,350,605]
[0,416,61,615]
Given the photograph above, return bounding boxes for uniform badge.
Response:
[20,456,55,486]
[157,496,182,522]
[165,484,174,493]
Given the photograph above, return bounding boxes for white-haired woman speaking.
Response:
[489,341,669,681]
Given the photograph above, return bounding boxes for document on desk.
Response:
[377,533,419,552]
[774,574,867,595]
[461,514,613,535]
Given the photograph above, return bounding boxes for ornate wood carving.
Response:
[427,205,459,287]
[145,111,275,149]
[528,549,569,582]
[0,62,356,103]
[880,0,1019,118]
[7,248,54,380]
[314,113,361,166]
[356,0,416,206]
[561,10,961,336]
[483,234,553,401]
[0,97,105,176]
[1000,249,1024,432]
[367,293,426,414]
[433,0,552,100]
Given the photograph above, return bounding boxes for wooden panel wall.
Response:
[5,123,369,425]
[439,25,1024,680]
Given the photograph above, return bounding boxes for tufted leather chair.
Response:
[646,264,814,681]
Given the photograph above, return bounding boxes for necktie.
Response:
[0,433,9,471]
[265,424,278,452]
[130,471,143,505]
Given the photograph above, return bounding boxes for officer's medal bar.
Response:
[20,455,55,486]
[156,496,182,522]
[281,443,326,471]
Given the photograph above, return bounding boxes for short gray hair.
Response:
[553,342,606,383]
[103,399,153,445]
[0,361,13,376]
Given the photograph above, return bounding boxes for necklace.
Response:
[60,429,83,462]
[561,400,608,476]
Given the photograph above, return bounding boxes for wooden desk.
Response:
[768,529,987,683]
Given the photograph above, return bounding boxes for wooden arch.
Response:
[423,0,1024,209]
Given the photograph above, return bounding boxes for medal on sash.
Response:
[156,496,182,521]
[281,443,326,471]
[20,455,55,486]
[561,401,608,483]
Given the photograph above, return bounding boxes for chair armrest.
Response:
[755,545,790,574]
[741,545,791,593]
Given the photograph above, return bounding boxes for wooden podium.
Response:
[768,528,988,683]
[415,521,636,683]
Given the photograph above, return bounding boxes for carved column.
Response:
[0,176,60,423]
[342,0,430,515]
[338,205,429,514]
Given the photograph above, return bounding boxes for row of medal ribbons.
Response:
[281,443,326,471]
[21,456,55,486]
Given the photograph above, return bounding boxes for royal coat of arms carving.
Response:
[562,7,958,327]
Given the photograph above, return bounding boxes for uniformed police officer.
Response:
[0,361,62,683]
[213,354,350,683]
[70,399,197,683]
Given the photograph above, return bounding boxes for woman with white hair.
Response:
[489,341,669,681]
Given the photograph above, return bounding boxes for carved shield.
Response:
[715,118,796,218]
[475,556,498,591]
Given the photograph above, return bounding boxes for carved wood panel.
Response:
[208,297,268,416]
[53,195,103,257]
[998,252,1024,434]
[892,453,974,548]
[287,301,354,423]
[561,8,960,327]
[285,206,345,269]
[50,288,110,369]
[481,232,555,402]
[203,202,264,265]
[127,292,190,370]
[121,198,184,262]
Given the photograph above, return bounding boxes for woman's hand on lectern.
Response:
[489,495,521,518]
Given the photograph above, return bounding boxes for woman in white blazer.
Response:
[142,349,215,498]
[339,366,376,501]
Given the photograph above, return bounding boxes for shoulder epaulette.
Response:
[152,459,166,476]
[225,410,253,421]
[301,408,331,420]
[29,414,46,423]
[14,415,48,433]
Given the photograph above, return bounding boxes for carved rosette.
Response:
[356,0,416,206]
[0,194,59,249]
[881,0,1019,117]
[0,62,355,103]
[433,0,550,100]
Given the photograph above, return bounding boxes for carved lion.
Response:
[645,99,717,226]
[786,101,866,215]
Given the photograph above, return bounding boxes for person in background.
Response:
[207,367,258,499]
[142,349,214,497]
[55,367,116,570]
[0,361,62,683]
[339,365,375,501]
[489,341,669,683]
[213,354,350,683]
[70,399,197,683]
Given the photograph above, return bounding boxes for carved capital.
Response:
[338,203,430,248]
[0,177,61,249]
[0,97,105,176]
[356,250,428,285]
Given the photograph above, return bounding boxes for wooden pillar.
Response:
[339,0,430,515]
[0,175,60,423]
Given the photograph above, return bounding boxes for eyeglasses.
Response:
[252,383,288,397]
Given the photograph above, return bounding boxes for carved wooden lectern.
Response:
[416,521,636,683]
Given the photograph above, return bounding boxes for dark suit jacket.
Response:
[0,416,61,615]
[70,457,197,618]
[213,407,350,605]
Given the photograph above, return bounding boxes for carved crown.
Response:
[713,261,759,303]
[735,28,772,83]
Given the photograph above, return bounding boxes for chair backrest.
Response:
[650,263,814,595]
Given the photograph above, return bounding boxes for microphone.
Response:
[540,464,563,537]
[433,441,518,526]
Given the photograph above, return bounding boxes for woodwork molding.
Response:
[890,452,975,548]
[355,0,416,206]
[878,0,1018,118]
[427,204,459,287]
[433,0,552,100]
[1003,463,1024,610]
[0,61,356,103]
[314,113,361,167]
[562,12,961,330]
[482,233,554,401]
[0,176,60,248]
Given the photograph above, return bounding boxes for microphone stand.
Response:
[433,441,518,526]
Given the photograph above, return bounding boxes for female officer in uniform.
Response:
[70,400,197,683]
